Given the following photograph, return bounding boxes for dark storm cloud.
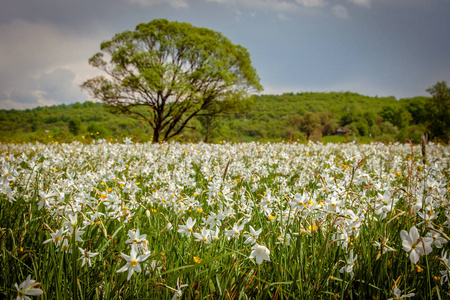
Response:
[1,0,450,109]
[37,69,87,105]
[0,91,8,101]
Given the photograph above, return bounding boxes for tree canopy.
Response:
[82,19,262,143]
[426,81,450,141]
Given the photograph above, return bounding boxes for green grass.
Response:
[1,141,449,299]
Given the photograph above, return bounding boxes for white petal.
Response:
[410,250,420,264]
[24,288,44,296]
[133,263,142,273]
[409,226,420,242]
[117,263,130,273]
[127,268,134,280]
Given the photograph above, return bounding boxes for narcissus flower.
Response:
[249,244,270,265]
[14,275,43,300]
[178,217,196,237]
[125,228,147,244]
[117,244,150,280]
[244,226,262,245]
[172,277,188,300]
[78,247,99,267]
[387,285,415,300]
[400,225,433,264]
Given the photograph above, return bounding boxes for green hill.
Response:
[0,92,433,144]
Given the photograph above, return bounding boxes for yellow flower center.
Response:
[131,260,138,267]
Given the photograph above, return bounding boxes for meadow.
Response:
[1,140,449,299]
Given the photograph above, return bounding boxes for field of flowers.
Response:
[1,140,449,299]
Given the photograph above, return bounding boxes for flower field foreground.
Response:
[1,140,449,299]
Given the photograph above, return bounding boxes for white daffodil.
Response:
[125,228,147,244]
[178,217,196,237]
[210,227,220,242]
[117,243,150,280]
[387,285,415,300]
[426,231,448,248]
[172,277,188,300]
[14,275,44,300]
[244,226,262,245]
[249,244,270,265]
[78,247,99,267]
[339,249,358,277]
[225,223,245,240]
[400,226,433,264]
[193,227,211,244]
[439,251,449,285]
[43,228,67,247]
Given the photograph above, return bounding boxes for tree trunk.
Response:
[152,127,160,143]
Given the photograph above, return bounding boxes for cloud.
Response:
[347,0,370,9]
[0,19,106,109]
[37,69,86,104]
[126,0,188,8]
[332,5,349,19]
[296,0,327,8]
[203,0,309,14]
[0,91,8,101]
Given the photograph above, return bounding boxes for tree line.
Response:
[1,87,448,144]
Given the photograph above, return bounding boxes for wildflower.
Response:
[125,229,147,244]
[225,223,245,240]
[387,285,415,300]
[249,244,270,265]
[172,278,188,300]
[63,214,78,229]
[43,228,67,247]
[415,265,424,273]
[14,275,44,300]
[78,248,99,267]
[400,226,433,264]
[244,226,262,245]
[203,211,226,228]
[193,227,211,244]
[339,249,358,277]
[426,231,448,248]
[210,227,220,242]
[117,244,150,280]
[193,256,203,263]
[439,251,449,285]
[177,217,196,237]
[372,240,396,255]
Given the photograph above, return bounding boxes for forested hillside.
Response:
[0,92,440,144]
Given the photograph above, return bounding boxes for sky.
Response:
[1,0,449,110]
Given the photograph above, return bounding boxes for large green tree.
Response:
[425,81,450,140]
[82,19,262,143]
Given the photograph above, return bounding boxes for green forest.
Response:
[0,88,448,144]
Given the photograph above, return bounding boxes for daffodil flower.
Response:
[400,225,433,264]
[78,247,99,267]
[14,275,43,300]
[244,226,262,245]
[117,244,150,280]
[178,217,196,237]
[43,228,67,247]
[387,285,415,300]
[125,228,147,244]
[249,244,270,265]
[172,277,188,300]
[225,223,245,240]
[193,227,211,244]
